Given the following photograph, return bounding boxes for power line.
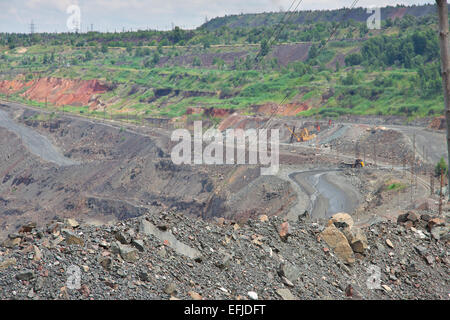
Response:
[255,0,303,62]
[260,0,361,131]
[315,0,360,58]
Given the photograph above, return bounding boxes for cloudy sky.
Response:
[0,0,434,33]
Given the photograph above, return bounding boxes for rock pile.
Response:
[0,210,448,300]
[320,213,368,265]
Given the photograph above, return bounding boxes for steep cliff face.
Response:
[0,77,109,107]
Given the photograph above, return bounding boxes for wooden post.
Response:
[436,0,450,200]
[431,172,435,196]
[363,147,366,164]
[373,144,376,167]
[439,169,444,216]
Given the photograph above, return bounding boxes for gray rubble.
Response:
[0,209,448,300]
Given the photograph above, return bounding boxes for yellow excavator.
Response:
[286,125,316,142]
[340,159,365,168]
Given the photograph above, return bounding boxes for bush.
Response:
[345,53,363,66]
[192,56,201,67]
[435,157,448,177]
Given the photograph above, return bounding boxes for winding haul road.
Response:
[288,169,361,220]
[0,100,445,222]
[0,108,77,166]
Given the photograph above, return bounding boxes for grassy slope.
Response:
[0,17,445,120]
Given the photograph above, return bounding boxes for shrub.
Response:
[435,157,448,177]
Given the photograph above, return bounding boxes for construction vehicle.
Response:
[340,159,365,168]
[285,125,316,142]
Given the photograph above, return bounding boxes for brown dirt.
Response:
[388,7,408,20]
[429,116,445,130]
[0,79,28,93]
[0,77,109,107]
[269,43,311,66]
[254,102,311,116]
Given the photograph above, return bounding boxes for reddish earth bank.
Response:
[0,78,109,107]
[429,116,446,130]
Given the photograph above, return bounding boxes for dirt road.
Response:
[0,108,77,166]
[290,169,361,220]
[385,125,446,164]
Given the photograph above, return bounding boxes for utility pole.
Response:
[431,172,435,196]
[29,20,35,34]
[436,0,450,200]
[439,170,444,216]
[363,147,366,164]
[413,132,417,189]
[373,144,376,167]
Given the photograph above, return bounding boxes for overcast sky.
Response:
[0,0,434,33]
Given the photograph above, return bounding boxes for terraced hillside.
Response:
[0,3,445,122]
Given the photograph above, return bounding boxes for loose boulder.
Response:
[320,223,355,265]
[328,213,354,229]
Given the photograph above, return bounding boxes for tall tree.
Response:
[436,0,450,199]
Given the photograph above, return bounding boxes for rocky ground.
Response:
[0,104,296,237]
[0,103,448,300]
[0,207,448,300]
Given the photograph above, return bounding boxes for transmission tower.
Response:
[29,20,35,34]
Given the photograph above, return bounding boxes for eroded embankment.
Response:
[0,77,109,107]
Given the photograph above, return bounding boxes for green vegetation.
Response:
[435,157,448,177]
[0,4,446,120]
[387,182,407,191]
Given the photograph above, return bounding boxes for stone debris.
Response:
[0,209,447,300]
[320,223,355,265]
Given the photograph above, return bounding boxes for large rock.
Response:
[278,262,300,284]
[0,257,17,270]
[118,244,139,262]
[321,223,355,265]
[66,218,79,228]
[114,231,131,245]
[430,225,450,241]
[427,218,445,231]
[15,270,35,281]
[328,213,354,229]
[99,257,112,270]
[2,237,21,248]
[278,222,291,241]
[61,229,84,246]
[131,239,145,252]
[139,218,202,261]
[276,288,296,300]
[342,227,368,254]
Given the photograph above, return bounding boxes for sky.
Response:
[0,0,435,33]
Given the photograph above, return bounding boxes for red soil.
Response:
[0,77,108,107]
[429,116,445,130]
[255,102,310,116]
[0,79,28,93]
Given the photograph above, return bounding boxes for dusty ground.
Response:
[0,100,447,239]
[0,101,448,301]
[0,103,297,238]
